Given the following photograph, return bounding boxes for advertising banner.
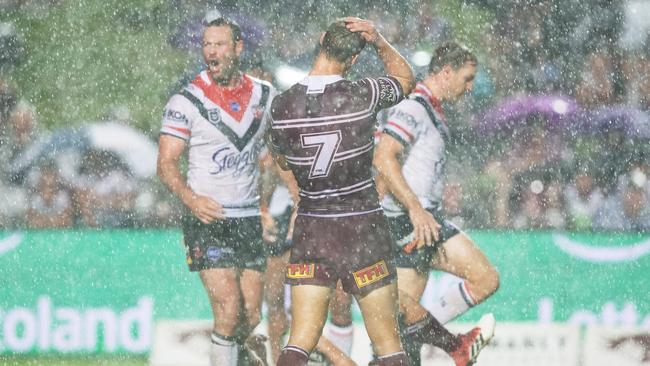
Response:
[1,230,648,354]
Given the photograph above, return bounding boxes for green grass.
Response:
[0,356,147,366]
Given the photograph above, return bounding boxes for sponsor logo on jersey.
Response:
[164,109,188,124]
[210,146,255,176]
[208,109,221,125]
[552,233,650,263]
[230,101,240,112]
[353,260,390,288]
[286,263,315,279]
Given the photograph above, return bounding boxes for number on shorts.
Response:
[300,130,342,179]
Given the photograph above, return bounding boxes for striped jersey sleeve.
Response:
[160,94,195,140]
[367,76,404,111]
[383,100,423,146]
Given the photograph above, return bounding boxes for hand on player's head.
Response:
[342,17,379,43]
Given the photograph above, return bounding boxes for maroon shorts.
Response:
[285,210,396,297]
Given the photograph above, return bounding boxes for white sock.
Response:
[429,281,476,324]
[323,322,354,356]
[210,332,238,366]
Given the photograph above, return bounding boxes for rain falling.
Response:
[0,1,649,366]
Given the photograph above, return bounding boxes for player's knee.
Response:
[483,266,500,297]
[265,293,285,313]
[246,309,262,330]
[217,296,241,320]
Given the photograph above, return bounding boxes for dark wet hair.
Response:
[205,17,242,43]
[428,41,477,74]
[321,21,366,63]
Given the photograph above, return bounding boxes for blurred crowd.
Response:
[1,0,649,231]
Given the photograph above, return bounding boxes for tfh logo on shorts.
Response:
[353,260,390,288]
[286,263,315,279]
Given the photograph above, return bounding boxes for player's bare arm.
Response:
[157,134,224,224]
[343,17,415,94]
[373,133,441,247]
[259,152,279,242]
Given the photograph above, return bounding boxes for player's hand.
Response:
[186,195,224,224]
[261,210,278,243]
[408,206,441,249]
[343,17,380,44]
[286,206,298,241]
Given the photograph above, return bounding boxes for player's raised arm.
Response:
[343,17,415,95]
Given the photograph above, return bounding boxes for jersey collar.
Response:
[299,75,343,94]
[414,82,445,120]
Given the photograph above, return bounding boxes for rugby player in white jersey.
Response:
[374,41,499,366]
[157,17,276,366]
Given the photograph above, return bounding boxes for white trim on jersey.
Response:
[271,111,375,130]
[284,141,373,165]
[299,178,374,199]
[298,207,383,218]
[271,107,373,125]
[271,78,377,127]
[199,71,212,85]
[298,75,343,86]
[365,77,380,109]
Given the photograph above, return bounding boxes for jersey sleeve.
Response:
[382,100,422,147]
[367,76,404,111]
[259,85,278,150]
[160,94,195,140]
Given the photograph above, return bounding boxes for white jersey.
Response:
[161,71,275,217]
[380,83,449,217]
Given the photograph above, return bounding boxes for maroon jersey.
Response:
[270,75,403,216]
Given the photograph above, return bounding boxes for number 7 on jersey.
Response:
[300,130,342,179]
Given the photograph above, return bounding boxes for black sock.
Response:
[398,314,422,366]
[402,313,459,354]
[372,351,410,365]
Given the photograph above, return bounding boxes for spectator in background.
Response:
[74,149,137,228]
[483,118,569,228]
[575,50,618,108]
[593,174,650,232]
[511,179,566,230]
[26,164,73,228]
[0,98,35,228]
[544,181,566,229]
[563,169,604,231]
[512,184,545,229]
[409,0,452,49]
[0,80,19,176]
[5,100,38,183]
[0,21,25,73]
[632,41,650,112]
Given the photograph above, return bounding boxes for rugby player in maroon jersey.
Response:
[268,17,415,366]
